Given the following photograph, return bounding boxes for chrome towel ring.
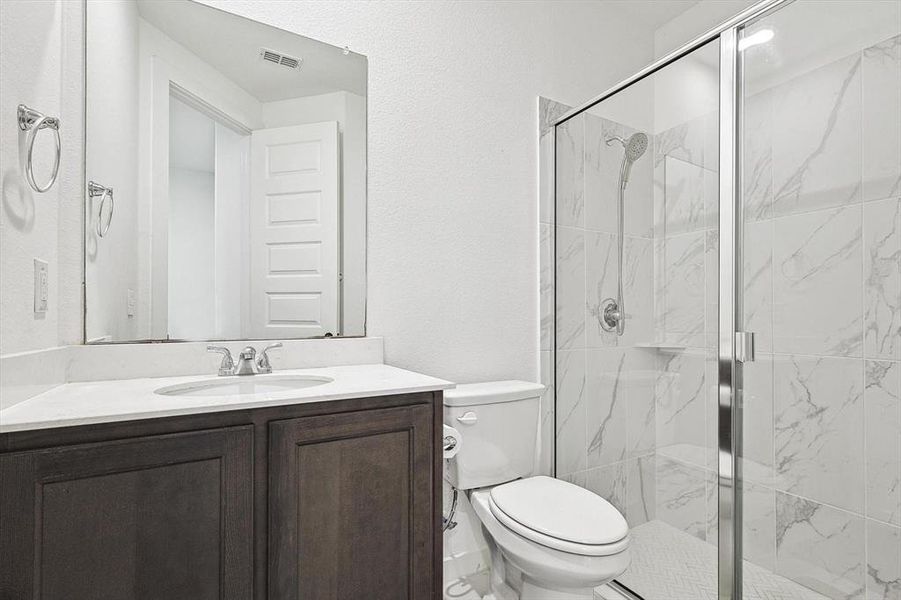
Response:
[88,181,114,237]
[18,104,61,193]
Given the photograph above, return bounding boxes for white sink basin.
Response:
[154,375,333,397]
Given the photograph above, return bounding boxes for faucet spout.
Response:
[234,346,257,376]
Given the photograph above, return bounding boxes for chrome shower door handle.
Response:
[18,104,61,194]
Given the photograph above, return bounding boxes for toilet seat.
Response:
[488,476,629,557]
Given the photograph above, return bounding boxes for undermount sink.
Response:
[154,375,333,397]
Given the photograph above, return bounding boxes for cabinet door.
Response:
[269,404,434,600]
[0,426,253,600]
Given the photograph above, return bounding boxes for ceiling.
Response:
[137,0,367,102]
[604,0,702,30]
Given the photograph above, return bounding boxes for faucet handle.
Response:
[207,345,235,376]
[256,342,283,374]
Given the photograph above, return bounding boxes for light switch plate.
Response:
[34,259,48,313]
[127,288,136,317]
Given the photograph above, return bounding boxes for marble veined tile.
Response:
[556,226,585,350]
[626,349,657,459]
[586,233,653,348]
[586,348,628,468]
[744,219,774,352]
[663,156,716,235]
[555,349,587,477]
[655,455,707,541]
[539,96,571,138]
[773,205,863,357]
[864,198,901,361]
[866,519,901,600]
[585,230,617,349]
[661,232,706,347]
[776,492,865,599]
[584,116,653,239]
[656,349,707,467]
[743,482,777,572]
[586,348,659,469]
[539,97,571,224]
[742,354,775,486]
[865,360,901,527]
[585,461,628,516]
[540,223,554,352]
[654,116,707,171]
[556,113,585,228]
[742,89,774,222]
[627,455,655,527]
[772,52,862,217]
[774,355,865,513]
[862,35,901,203]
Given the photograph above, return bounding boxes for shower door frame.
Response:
[551,1,793,598]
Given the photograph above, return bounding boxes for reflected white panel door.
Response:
[250,122,339,338]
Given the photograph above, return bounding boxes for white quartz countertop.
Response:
[0,364,454,433]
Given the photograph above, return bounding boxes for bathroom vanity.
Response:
[0,365,450,599]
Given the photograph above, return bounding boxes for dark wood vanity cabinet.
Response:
[0,392,442,600]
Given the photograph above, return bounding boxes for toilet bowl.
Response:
[444,382,630,600]
[470,477,630,599]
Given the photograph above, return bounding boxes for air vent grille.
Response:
[260,48,302,70]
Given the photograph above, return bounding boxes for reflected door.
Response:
[249,122,340,338]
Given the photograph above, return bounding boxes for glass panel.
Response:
[554,38,722,599]
[739,1,901,598]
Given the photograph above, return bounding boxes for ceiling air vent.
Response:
[260,48,302,70]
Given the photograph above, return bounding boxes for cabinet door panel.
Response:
[0,426,253,600]
[269,405,434,600]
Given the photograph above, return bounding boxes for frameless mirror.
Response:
[84,0,367,343]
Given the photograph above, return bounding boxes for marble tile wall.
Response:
[549,34,900,600]
[549,100,658,529]
[647,35,901,599]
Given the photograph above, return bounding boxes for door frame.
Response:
[550,1,794,598]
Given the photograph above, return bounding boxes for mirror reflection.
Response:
[84,0,367,343]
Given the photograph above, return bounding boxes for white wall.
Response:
[202,0,657,384]
[0,0,83,354]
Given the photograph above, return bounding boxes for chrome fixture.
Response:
[234,347,258,376]
[255,342,283,374]
[599,132,648,336]
[207,346,236,376]
[88,181,114,237]
[208,344,283,376]
[18,104,61,193]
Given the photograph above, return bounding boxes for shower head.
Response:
[606,132,648,183]
[623,132,648,161]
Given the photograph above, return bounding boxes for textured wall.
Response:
[199,0,655,385]
[0,0,83,354]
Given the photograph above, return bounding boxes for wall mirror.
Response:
[84,0,367,343]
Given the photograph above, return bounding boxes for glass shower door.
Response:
[736,1,901,598]
[554,38,724,600]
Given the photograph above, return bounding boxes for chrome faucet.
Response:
[207,343,283,376]
[234,346,257,376]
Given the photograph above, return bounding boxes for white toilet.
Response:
[445,381,630,600]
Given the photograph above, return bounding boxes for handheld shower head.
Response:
[623,132,648,161]
[605,132,648,183]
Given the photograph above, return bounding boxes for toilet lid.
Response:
[489,476,629,546]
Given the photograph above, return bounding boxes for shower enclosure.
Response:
[548,0,900,598]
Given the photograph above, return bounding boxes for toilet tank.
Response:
[444,380,545,490]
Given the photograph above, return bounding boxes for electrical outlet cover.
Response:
[33,259,48,313]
